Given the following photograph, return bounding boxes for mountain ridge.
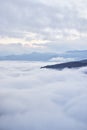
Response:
[41,59,87,70]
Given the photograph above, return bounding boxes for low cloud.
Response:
[49,57,75,63]
[0,61,87,130]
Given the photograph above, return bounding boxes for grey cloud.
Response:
[0,0,87,37]
[0,0,87,53]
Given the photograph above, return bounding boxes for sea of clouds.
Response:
[0,61,87,130]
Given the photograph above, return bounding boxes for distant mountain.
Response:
[0,52,58,61]
[41,59,87,70]
[60,50,87,60]
[0,50,87,61]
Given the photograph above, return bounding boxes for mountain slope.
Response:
[41,59,87,70]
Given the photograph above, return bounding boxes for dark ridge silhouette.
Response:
[41,59,87,70]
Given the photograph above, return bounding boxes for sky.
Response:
[0,0,87,54]
[0,61,87,130]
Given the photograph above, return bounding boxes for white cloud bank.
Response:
[0,61,87,130]
[49,57,75,63]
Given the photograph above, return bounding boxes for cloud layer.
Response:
[0,0,87,52]
[0,61,87,130]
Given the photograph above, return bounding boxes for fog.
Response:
[0,61,87,130]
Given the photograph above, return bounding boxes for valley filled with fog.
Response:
[0,61,87,130]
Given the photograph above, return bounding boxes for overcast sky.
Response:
[0,0,87,53]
